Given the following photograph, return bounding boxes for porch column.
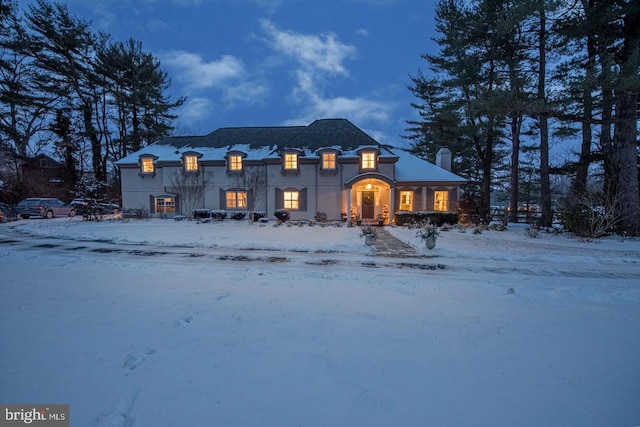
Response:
[389,187,395,224]
[346,186,352,225]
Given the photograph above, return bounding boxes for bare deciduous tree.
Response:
[168,171,209,220]
[234,166,267,224]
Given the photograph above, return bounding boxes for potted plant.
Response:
[360,223,377,246]
[377,213,385,226]
[416,220,440,250]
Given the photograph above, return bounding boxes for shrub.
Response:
[557,193,621,238]
[211,210,227,221]
[395,211,458,226]
[230,211,246,220]
[251,211,266,222]
[314,211,328,223]
[193,209,212,220]
[274,209,290,222]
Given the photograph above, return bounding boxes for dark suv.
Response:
[0,203,19,222]
[16,198,76,219]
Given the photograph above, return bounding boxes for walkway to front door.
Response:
[369,228,418,257]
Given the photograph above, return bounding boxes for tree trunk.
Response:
[574,0,596,196]
[612,8,640,236]
[538,2,552,227]
[83,101,106,182]
[614,91,639,236]
[508,112,521,223]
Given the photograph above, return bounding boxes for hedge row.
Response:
[192,209,266,222]
[395,211,458,226]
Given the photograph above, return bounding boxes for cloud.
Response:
[260,20,356,76]
[286,93,392,127]
[179,97,213,123]
[223,82,270,107]
[261,21,392,129]
[161,51,246,90]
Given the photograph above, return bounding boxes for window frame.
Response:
[155,197,175,214]
[360,150,377,170]
[140,156,155,174]
[283,152,298,171]
[399,190,413,211]
[283,190,299,210]
[226,190,247,209]
[321,152,336,170]
[434,190,449,212]
[228,154,243,172]
[184,154,199,172]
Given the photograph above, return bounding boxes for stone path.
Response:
[371,227,420,257]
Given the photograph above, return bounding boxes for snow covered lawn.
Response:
[1,218,639,426]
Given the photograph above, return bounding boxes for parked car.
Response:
[71,198,120,215]
[70,198,97,215]
[0,203,19,222]
[16,198,76,219]
[97,200,120,214]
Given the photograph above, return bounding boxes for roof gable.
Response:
[286,119,379,151]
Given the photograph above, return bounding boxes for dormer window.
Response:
[229,155,243,171]
[140,156,155,174]
[361,151,376,170]
[322,152,336,170]
[184,154,199,172]
[284,153,298,170]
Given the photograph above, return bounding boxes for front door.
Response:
[362,191,375,219]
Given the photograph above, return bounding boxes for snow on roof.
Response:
[389,147,467,183]
[116,143,278,165]
[114,120,465,184]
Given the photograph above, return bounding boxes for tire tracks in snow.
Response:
[1,228,639,280]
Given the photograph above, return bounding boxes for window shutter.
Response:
[299,188,307,211]
[149,195,155,213]
[219,189,226,210]
[175,195,181,215]
[248,189,254,210]
[275,188,283,210]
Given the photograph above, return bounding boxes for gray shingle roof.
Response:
[155,119,379,152]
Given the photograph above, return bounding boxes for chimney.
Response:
[436,148,452,171]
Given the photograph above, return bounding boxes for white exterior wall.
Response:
[315,169,343,220]
[119,150,463,220]
[120,166,166,212]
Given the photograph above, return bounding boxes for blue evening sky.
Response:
[19,0,440,147]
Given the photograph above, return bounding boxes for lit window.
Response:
[155,197,175,213]
[284,191,299,210]
[400,191,413,211]
[226,191,247,209]
[322,153,336,169]
[229,155,243,171]
[184,155,198,171]
[284,153,298,170]
[141,157,154,173]
[361,152,376,169]
[434,190,449,211]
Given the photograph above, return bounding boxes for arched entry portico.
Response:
[344,173,395,224]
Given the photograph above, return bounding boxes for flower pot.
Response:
[424,235,436,250]
[364,234,376,246]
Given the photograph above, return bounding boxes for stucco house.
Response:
[116,118,466,223]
